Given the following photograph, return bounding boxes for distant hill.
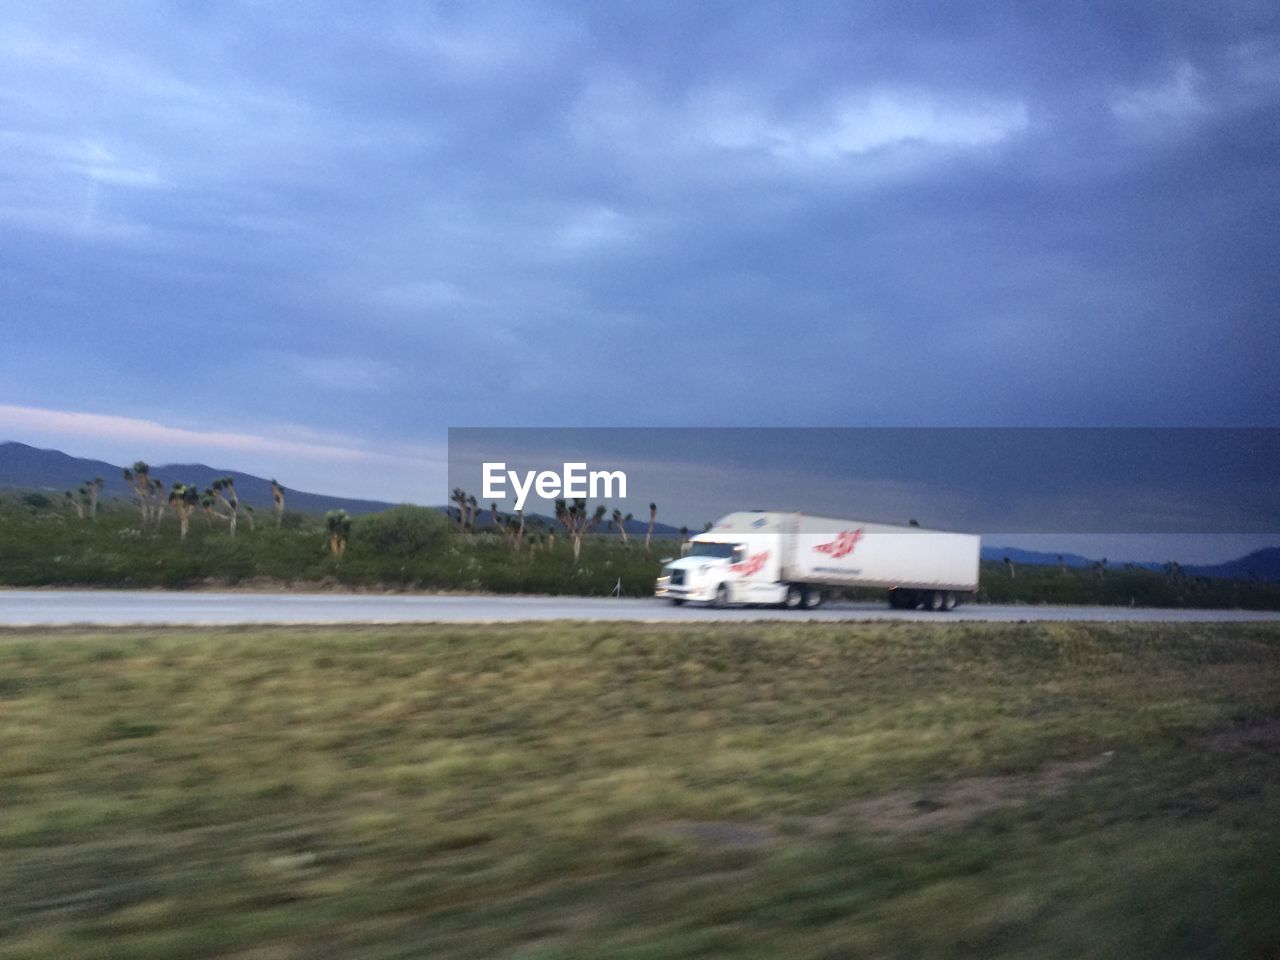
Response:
[0,441,689,535]
[983,544,1280,582]
[1187,549,1280,583]
[982,546,1095,569]
[0,441,398,516]
[982,546,1163,572]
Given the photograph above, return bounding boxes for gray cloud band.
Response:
[449,428,1280,534]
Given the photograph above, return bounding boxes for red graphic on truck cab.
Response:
[729,551,769,577]
[814,529,863,559]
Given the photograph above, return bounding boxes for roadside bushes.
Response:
[0,496,673,593]
[8,493,1278,606]
[350,505,451,558]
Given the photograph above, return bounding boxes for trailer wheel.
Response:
[942,592,957,611]
[714,583,731,608]
[926,590,944,612]
[783,584,804,609]
[802,588,823,609]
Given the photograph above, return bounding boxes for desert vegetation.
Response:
[2,483,1280,604]
[0,494,671,596]
[1,489,1278,607]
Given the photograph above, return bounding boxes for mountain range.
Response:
[3,441,1276,579]
[0,441,687,536]
[0,441,397,516]
[978,545,1280,583]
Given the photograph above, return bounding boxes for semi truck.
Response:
[654,511,980,611]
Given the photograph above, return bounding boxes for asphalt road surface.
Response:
[2,590,1278,626]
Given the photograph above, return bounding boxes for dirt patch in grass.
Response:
[1201,718,1280,752]
[827,753,1114,835]
[649,821,779,849]
[646,753,1115,848]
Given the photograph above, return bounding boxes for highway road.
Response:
[2,590,1278,626]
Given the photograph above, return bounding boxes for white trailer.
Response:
[655,511,980,611]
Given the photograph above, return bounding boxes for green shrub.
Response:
[350,505,450,558]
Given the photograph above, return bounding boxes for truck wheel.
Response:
[783,584,804,609]
[803,588,823,609]
[714,583,731,608]
[926,591,944,612]
[942,592,957,611]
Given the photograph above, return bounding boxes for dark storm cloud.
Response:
[2,0,1278,492]
[448,427,1280,536]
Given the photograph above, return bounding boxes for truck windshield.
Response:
[687,542,739,559]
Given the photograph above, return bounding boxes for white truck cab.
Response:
[655,525,790,607]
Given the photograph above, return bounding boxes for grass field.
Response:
[1,621,1278,959]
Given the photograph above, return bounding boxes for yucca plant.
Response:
[611,508,634,546]
[167,482,199,540]
[209,477,240,536]
[123,462,159,524]
[270,480,286,528]
[84,477,103,520]
[326,509,352,557]
[450,488,468,530]
[64,490,85,519]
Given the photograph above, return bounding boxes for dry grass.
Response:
[0,621,1278,959]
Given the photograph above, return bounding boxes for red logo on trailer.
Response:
[814,529,863,559]
[730,551,769,577]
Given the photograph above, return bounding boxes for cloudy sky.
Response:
[2,1,1278,506]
